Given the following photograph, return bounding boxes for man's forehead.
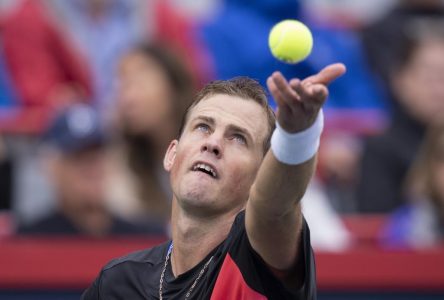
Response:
[186,94,269,144]
[190,95,266,124]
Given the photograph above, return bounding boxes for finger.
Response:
[302,82,328,98]
[309,84,328,104]
[294,83,328,111]
[267,76,287,108]
[302,63,346,86]
[289,78,301,90]
[271,72,301,104]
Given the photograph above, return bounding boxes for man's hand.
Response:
[267,63,346,133]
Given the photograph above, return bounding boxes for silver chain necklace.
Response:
[159,243,214,300]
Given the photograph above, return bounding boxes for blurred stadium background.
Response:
[0,0,444,299]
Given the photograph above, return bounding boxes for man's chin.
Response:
[178,191,220,213]
[181,191,214,207]
[181,175,217,193]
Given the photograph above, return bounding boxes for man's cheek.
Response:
[170,152,186,179]
[230,166,255,195]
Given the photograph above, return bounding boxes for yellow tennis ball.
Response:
[269,19,313,64]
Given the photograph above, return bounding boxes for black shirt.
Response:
[82,211,316,299]
[356,108,425,213]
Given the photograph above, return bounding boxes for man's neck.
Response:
[170,203,240,276]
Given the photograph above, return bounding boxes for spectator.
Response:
[356,22,444,213]
[1,0,93,130]
[18,104,164,236]
[107,43,195,224]
[1,0,94,223]
[152,0,214,87]
[382,125,444,248]
[317,131,364,213]
[50,0,148,112]
[361,0,444,85]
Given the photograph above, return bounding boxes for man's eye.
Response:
[196,123,210,132]
[233,134,246,145]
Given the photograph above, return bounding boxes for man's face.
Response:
[394,39,444,125]
[164,94,269,216]
[51,148,107,213]
[117,52,174,135]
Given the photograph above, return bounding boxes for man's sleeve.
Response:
[245,218,316,299]
[218,211,316,299]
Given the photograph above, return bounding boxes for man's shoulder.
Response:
[103,241,170,272]
[82,242,170,299]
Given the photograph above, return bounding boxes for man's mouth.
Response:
[192,163,217,178]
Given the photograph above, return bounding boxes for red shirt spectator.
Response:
[1,0,93,133]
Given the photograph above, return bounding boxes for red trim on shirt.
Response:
[211,253,267,300]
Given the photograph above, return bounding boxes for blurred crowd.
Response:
[0,0,443,250]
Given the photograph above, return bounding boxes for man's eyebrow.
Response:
[192,115,215,125]
[227,124,253,143]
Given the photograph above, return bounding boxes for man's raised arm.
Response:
[246,63,346,273]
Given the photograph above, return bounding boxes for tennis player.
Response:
[82,63,346,299]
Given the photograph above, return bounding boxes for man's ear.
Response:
[164,140,178,172]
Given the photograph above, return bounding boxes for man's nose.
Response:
[201,135,223,158]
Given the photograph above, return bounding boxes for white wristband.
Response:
[271,110,324,165]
